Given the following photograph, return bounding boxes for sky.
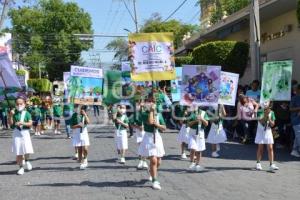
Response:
[5,0,201,66]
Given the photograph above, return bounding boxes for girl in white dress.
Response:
[8,97,34,175]
[187,106,209,172]
[255,101,279,171]
[177,106,190,159]
[207,105,227,158]
[70,105,90,170]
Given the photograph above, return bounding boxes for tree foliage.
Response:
[105,37,128,62]
[175,56,193,67]
[9,0,93,81]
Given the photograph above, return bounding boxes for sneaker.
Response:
[195,165,202,172]
[37,132,41,136]
[290,150,300,158]
[152,181,161,190]
[73,153,79,160]
[34,132,38,136]
[54,130,58,134]
[188,162,196,171]
[149,176,153,182]
[120,157,126,164]
[181,153,187,159]
[256,162,263,170]
[137,160,143,169]
[41,131,44,134]
[211,151,220,158]
[79,163,87,170]
[269,164,279,171]
[57,131,62,135]
[216,144,221,152]
[25,161,32,171]
[83,158,88,167]
[17,167,25,175]
[142,161,148,169]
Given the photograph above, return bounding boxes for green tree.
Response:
[105,37,128,62]
[140,13,198,48]
[9,0,93,81]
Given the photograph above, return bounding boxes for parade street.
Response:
[0,114,299,200]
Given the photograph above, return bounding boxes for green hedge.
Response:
[15,69,26,76]
[192,41,249,77]
[298,0,300,24]
[27,79,52,92]
[175,56,193,67]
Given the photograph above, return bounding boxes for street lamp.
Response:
[123,28,132,33]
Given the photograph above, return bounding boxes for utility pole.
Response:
[0,0,10,30]
[250,0,261,80]
[133,0,138,33]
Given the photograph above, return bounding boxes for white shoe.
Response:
[25,161,32,171]
[290,150,300,158]
[195,165,202,172]
[211,151,220,158]
[17,167,25,175]
[181,153,187,159]
[41,131,44,134]
[54,130,58,134]
[83,158,88,167]
[36,132,40,136]
[137,160,143,169]
[73,153,78,160]
[216,144,221,152]
[256,163,263,170]
[269,164,279,171]
[34,132,38,136]
[149,176,153,182]
[57,131,61,135]
[142,161,148,169]
[152,181,161,190]
[120,157,125,164]
[188,162,196,171]
[79,163,87,170]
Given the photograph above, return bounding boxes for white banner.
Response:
[219,71,239,106]
[71,65,103,78]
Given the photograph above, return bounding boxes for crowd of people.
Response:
[1,79,300,191]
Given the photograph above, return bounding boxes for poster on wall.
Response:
[171,67,182,102]
[67,66,103,105]
[180,65,221,106]
[128,32,176,81]
[260,60,293,103]
[218,71,239,106]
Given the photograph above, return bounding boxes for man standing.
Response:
[246,80,261,102]
[290,84,300,157]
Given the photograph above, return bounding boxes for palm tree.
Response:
[68,76,81,103]
[105,37,129,62]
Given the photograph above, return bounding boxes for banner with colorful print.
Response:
[180,65,221,106]
[128,32,176,81]
[171,67,182,102]
[219,71,239,106]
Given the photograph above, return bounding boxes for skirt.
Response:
[188,128,206,152]
[138,131,165,158]
[12,129,34,156]
[134,128,145,144]
[115,129,128,150]
[177,124,190,144]
[72,127,90,147]
[255,123,274,144]
[207,123,227,144]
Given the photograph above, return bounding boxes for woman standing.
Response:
[8,97,34,175]
[138,93,166,190]
[255,101,279,171]
[70,105,90,170]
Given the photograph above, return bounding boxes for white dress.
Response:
[115,129,128,150]
[12,129,34,156]
[138,131,165,158]
[255,122,274,144]
[207,123,227,144]
[177,124,190,144]
[188,127,206,152]
[72,127,90,147]
[134,127,145,144]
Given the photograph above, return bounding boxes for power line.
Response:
[188,10,200,23]
[163,0,188,22]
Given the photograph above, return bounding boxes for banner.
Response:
[260,60,293,103]
[121,61,131,72]
[171,67,182,102]
[17,75,26,88]
[103,70,122,105]
[219,71,239,106]
[68,66,103,105]
[180,65,221,106]
[128,32,176,81]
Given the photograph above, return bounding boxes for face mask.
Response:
[120,108,126,114]
[17,105,25,111]
[34,105,38,108]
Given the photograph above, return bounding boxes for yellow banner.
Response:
[128,32,176,81]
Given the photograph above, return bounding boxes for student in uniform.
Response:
[63,98,74,139]
[255,101,279,171]
[187,106,209,172]
[138,93,166,190]
[31,101,42,136]
[207,105,227,158]
[70,105,90,170]
[8,97,34,175]
[113,104,129,164]
[0,102,9,130]
[53,101,63,134]
[177,105,190,159]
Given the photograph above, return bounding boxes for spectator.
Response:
[246,80,261,102]
[290,84,300,157]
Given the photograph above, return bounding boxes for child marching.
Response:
[255,101,279,171]
[138,93,166,190]
[8,97,34,175]
[207,105,227,158]
[70,105,90,170]
[187,106,209,172]
[113,104,129,164]
[177,105,190,159]
[31,101,42,136]
[53,100,63,135]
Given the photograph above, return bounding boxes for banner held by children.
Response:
[260,60,293,103]
[67,66,103,105]
[180,65,221,106]
[219,71,239,106]
[171,67,182,102]
[128,32,176,81]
